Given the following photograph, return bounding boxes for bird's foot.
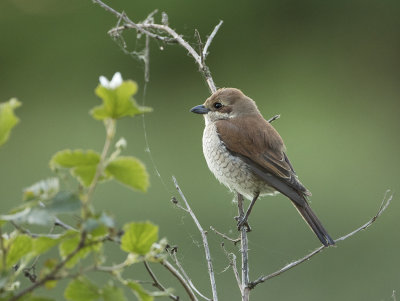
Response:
[235,216,252,232]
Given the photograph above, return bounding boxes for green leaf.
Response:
[50,149,101,186]
[32,236,61,256]
[106,156,149,192]
[23,178,59,201]
[121,222,158,255]
[64,277,101,301]
[102,283,127,301]
[59,232,101,268]
[126,281,153,301]
[92,81,152,120]
[46,192,81,213]
[84,219,108,238]
[6,235,33,269]
[0,207,52,226]
[0,98,21,147]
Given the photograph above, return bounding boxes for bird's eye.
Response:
[213,102,223,109]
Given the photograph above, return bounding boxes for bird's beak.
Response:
[190,105,210,114]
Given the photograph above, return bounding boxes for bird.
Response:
[190,88,335,246]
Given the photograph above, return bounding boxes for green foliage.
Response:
[102,283,127,301]
[64,277,101,301]
[50,150,101,186]
[59,232,102,268]
[0,191,81,226]
[6,235,33,269]
[0,75,171,301]
[106,157,149,192]
[126,281,154,301]
[92,80,152,120]
[0,98,21,147]
[121,222,158,255]
[32,236,62,256]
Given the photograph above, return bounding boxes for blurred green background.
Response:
[1,0,400,300]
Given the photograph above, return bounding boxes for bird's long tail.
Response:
[292,201,335,247]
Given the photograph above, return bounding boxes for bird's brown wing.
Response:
[214,115,311,201]
[215,115,335,246]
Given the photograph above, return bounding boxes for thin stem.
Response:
[237,193,250,301]
[221,243,242,295]
[267,114,280,123]
[172,176,218,301]
[203,21,223,59]
[249,190,393,288]
[161,259,198,301]
[170,252,211,301]
[84,119,116,212]
[210,226,241,244]
[144,261,179,301]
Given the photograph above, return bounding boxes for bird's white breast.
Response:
[202,122,276,200]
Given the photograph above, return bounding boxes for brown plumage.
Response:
[191,88,335,246]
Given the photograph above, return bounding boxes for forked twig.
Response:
[92,0,221,93]
[172,176,218,301]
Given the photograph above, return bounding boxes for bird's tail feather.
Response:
[292,201,335,247]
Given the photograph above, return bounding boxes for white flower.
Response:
[99,72,123,89]
[115,137,127,150]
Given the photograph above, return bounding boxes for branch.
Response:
[267,114,280,123]
[210,226,240,245]
[144,261,179,301]
[203,21,223,59]
[169,251,211,301]
[237,193,250,301]
[161,259,198,301]
[172,176,218,301]
[249,190,393,289]
[92,0,220,93]
[221,242,242,295]
[9,232,88,301]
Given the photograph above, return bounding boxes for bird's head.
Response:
[190,88,260,123]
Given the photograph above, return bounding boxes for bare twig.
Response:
[267,114,280,123]
[172,176,218,301]
[237,193,250,301]
[170,252,211,301]
[92,0,220,93]
[144,261,179,301]
[249,190,393,289]
[221,242,242,295]
[203,21,223,59]
[334,190,392,242]
[210,226,241,244]
[54,217,76,231]
[161,259,197,301]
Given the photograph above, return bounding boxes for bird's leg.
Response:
[236,192,260,232]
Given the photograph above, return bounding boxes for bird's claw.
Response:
[235,216,252,232]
